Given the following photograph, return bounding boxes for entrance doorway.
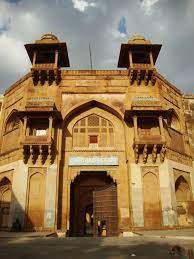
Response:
[70,171,118,236]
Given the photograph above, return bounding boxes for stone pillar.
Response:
[61,165,70,234]
[159,116,164,140]
[23,116,28,139]
[49,116,53,138]
[133,116,138,139]
[32,51,37,68]
[66,180,71,233]
[129,51,133,68]
[55,50,59,68]
[44,164,57,230]
[130,163,144,227]
[149,51,154,67]
[9,160,28,228]
[159,161,177,226]
[191,161,194,195]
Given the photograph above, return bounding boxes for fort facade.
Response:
[0,33,193,236]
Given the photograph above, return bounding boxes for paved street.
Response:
[0,236,194,259]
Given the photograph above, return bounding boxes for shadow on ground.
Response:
[0,236,193,259]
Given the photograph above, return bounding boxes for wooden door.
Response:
[143,172,162,228]
[26,172,45,230]
[93,184,118,236]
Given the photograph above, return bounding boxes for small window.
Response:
[89,135,98,144]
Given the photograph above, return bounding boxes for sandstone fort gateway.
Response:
[0,33,193,236]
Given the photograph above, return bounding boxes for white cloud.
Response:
[141,0,159,15]
[110,28,127,39]
[72,0,96,12]
[0,33,29,72]
[0,2,11,28]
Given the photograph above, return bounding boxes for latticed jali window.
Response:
[73,114,114,148]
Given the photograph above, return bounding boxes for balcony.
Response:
[31,63,60,83]
[22,135,52,146]
[21,135,54,164]
[129,63,156,86]
[134,135,165,146]
[133,134,166,164]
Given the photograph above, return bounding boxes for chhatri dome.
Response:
[35,32,59,44]
[128,33,151,44]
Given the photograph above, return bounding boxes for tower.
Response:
[118,34,162,85]
[25,33,70,84]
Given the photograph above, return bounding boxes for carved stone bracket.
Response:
[129,69,134,84]
[128,67,156,86]
[22,143,54,165]
[137,70,141,85]
[31,68,61,85]
[160,144,166,162]
[134,143,166,164]
[143,144,148,163]
[144,70,149,86]
[151,73,156,86]
[134,144,139,164]
[152,144,157,163]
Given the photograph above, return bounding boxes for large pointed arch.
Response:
[62,99,124,126]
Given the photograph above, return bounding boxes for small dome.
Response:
[41,32,59,41]
[35,32,59,43]
[128,33,151,44]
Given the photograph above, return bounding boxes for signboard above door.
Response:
[69,156,119,166]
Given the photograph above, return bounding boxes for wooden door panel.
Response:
[93,185,118,236]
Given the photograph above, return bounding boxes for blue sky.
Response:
[0,0,193,93]
[118,17,127,35]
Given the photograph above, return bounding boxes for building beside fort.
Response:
[0,33,194,236]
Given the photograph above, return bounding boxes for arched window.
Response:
[5,113,20,133]
[73,114,114,148]
[175,176,191,202]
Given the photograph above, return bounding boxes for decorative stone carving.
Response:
[143,144,148,163]
[134,144,139,163]
[160,144,166,162]
[152,144,157,163]
[166,148,192,166]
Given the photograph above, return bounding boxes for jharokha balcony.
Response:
[21,135,54,164]
[22,135,52,146]
[132,116,166,163]
[20,116,54,164]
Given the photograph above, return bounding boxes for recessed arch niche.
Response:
[142,168,162,228]
[0,177,12,228]
[26,170,46,230]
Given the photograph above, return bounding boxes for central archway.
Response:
[69,171,117,236]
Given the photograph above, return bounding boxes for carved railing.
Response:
[132,63,152,70]
[22,135,52,145]
[33,63,55,69]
